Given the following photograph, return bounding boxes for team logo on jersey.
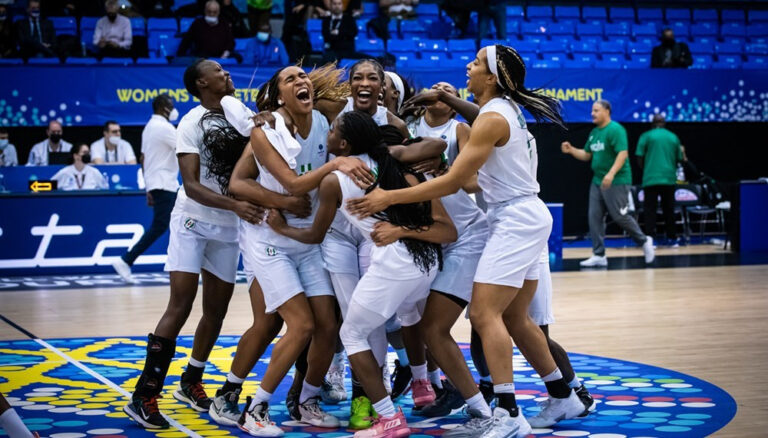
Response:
[590,140,605,152]
[184,218,196,230]
[265,246,277,256]
[317,143,325,157]
[440,134,447,139]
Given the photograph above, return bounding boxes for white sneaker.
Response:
[643,236,656,264]
[321,359,347,404]
[298,396,340,428]
[579,255,608,267]
[112,258,134,283]
[238,399,284,437]
[482,408,529,438]
[527,390,585,428]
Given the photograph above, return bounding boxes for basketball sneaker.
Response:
[478,380,494,405]
[298,396,340,427]
[527,390,585,428]
[575,385,596,417]
[238,397,284,437]
[173,380,212,412]
[390,360,412,399]
[410,379,436,408]
[111,258,134,283]
[124,396,169,429]
[416,381,465,417]
[353,407,410,438]
[643,236,656,263]
[580,255,608,267]
[286,383,300,421]
[443,408,492,438]
[350,396,376,430]
[321,368,347,404]
[209,388,241,426]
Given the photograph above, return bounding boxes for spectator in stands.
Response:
[252,22,289,65]
[636,114,684,246]
[478,0,506,40]
[0,127,19,167]
[561,100,655,267]
[380,0,418,19]
[177,0,240,62]
[652,28,692,68]
[93,0,132,58]
[91,120,137,164]
[321,0,358,61]
[281,0,319,62]
[51,143,109,191]
[15,0,57,59]
[323,0,361,17]
[247,0,273,37]
[27,120,73,166]
[112,94,179,282]
[0,5,15,58]
[220,0,248,38]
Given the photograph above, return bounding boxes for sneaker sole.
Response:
[577,399,597,418]
[173,389,209,413]
[238,424,285,437]
[123,404,169,429]
[300,417,341,428]
[208,404,239,427]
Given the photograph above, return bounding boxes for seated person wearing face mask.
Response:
[177,0,241,62]
[0,128,19,167]
[91,120,137,165]
[93,0,132,58]
[252,22,288,65]
[651,28,692,69]
[27,120,73,166]
[51,144,109,191]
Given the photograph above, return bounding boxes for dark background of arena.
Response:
[6,120,766,236]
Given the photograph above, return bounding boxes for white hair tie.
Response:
[484,45,502,87]
[385,71,405,110]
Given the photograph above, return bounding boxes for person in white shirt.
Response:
[93,0,132,58]
[26,120,73,166]
[51,143,108,191]
[113,94,180,282]
[123,59,263,431]
[91,120,137,164]
[0,128,19,167]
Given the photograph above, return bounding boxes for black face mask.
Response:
[662,37,675,47]
[107,13,117,21]
[81,153,91,164]
[49,133,62,143]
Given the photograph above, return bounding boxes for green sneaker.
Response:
[349,396,376,430]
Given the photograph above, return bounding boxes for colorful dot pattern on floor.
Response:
[0,336,736,437]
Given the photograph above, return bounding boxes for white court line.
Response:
[34,338,204,438]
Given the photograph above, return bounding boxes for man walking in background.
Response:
[112,95,179,283]
[636,114,684,247]
[562,100,655,267]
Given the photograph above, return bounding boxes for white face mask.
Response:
[257,32,270,42]
[108,135,121,146]
[205,16,218,25]
[168,108,179,122]
[0,139,8,150]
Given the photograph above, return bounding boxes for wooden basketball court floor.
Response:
[1,244,766,436]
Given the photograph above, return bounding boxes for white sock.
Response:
[299,379,321,403]
[0,409,34,438]
[249,387,272,410]
[395,348,409,366]
[428,369,443,389]
[227,372,246,384]
[568,376,581,389]
[372,396,396,418]
[410,363,428,381]
[493,383,515,394]
[188,357,206,369]
[466,392,492,418]
[541,368,563,382]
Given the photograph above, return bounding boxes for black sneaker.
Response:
[390,359,412,399]
[124,396,169,429]
[575,385,596,417]
[173,380,212,412]
[479,380,494,405]
[286,380,301,421]
[415,381,465,417]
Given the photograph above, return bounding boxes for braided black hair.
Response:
[200,109,249,195]
[491,45,566,128]
[338,111,442,273]
[349,59,385,83]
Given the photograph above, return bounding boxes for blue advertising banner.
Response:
[0,190,564,275]
[1,66,766,127]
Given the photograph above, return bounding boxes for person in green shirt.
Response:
[562,100,655,267]
[636,114,683,246]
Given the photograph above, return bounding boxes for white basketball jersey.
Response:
[413,117,460,165]
[424,174,486,241]
[476,97,540,203]
[339,97,389,126]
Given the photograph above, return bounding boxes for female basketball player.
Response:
[266,110,457,437]
[346,45,586,436]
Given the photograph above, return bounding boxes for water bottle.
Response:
[676,164,685,183]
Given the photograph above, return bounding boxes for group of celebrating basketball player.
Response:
[122,45,598,438]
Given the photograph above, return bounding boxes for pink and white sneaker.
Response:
[353,408,410,438]
[410,379,436,408]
